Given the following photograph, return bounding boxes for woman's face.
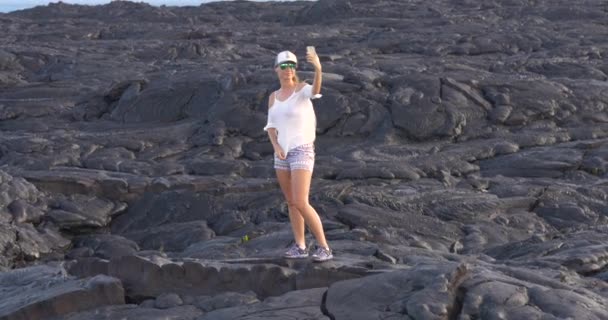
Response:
[275,62,296,80]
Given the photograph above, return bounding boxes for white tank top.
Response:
[263,84,322,152]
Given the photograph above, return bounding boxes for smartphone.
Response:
[306,46,316,55]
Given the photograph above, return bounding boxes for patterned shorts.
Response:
[274,143,315,172]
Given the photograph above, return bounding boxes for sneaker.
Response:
[311,247,333,262]
[283,244,309,259]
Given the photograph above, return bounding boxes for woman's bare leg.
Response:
[275,169,306,248]
[290,169,329,248]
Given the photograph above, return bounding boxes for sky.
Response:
[0,0,291,13]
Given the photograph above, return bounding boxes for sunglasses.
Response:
[279,62,296,70]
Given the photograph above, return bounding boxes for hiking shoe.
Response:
[283,244,309,259]
[311,247,333,262]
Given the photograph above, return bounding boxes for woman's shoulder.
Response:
[295,81,310,93]
[268,91,276,109]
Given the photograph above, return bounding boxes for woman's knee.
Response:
[292,200,310,211]
[286,202,298,210]
[286,199,298,209]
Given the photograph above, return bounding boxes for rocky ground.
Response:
[1,0,608,319]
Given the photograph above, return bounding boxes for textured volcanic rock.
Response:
[0,170,71,269]
[1,0,608,318]
[325,262,608,319]
[0,265,124,320]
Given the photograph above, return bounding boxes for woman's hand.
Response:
[307,47,323,95]
[274,145,286,160]
[306,50,322,71]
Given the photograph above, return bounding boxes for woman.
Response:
[263,48,333,262]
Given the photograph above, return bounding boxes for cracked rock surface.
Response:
[1,0,608,319]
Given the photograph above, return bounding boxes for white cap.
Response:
[275,51,297,66]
